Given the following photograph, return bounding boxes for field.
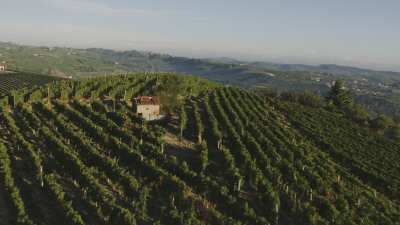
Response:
[0,73,399,225]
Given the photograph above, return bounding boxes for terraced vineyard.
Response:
[0,73,399,225]
[276,101,400,202]
[0,72,59,96]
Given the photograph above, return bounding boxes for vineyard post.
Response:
[171,195,176,209]
[237,178,242,192]
[40,165,43,187]
[47,86,50,105]
[180,124,183,141]
[275,203,279,225]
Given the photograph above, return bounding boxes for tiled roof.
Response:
[133,96,160,105]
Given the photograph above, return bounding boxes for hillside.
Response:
[0,71,60,97]
[0,73,399,225]
[2,42,400,119]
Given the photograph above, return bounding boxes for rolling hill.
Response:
[2,41,400,120]
[0,73,399,225]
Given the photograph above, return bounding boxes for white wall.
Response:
[137,104,160,120]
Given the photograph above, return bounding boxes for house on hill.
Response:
[0,64,6,72]
[132,96,162,121]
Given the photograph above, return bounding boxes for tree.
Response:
[297,91,323,108]
[280,91,298,102]
[385,126,400,141]
[371,114,394,131]
[326,80,352,110]
[280,91,323,108]
[348,104,370,124]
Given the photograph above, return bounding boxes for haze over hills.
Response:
[2,41,400,120]
[207,57,400,78]
[2,42,400,79]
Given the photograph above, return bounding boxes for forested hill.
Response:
[0,73,399,225]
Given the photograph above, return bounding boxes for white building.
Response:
[132,96,162,121]
[0,64,6,72]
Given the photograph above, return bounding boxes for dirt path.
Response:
[163,131,197,159]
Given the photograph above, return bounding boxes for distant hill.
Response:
[2,41,400,119]
[247,62,400,79]
[0,73,399,224]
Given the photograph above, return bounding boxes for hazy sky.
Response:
[1,0,399,71]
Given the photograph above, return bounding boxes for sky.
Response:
[0,0,399,71]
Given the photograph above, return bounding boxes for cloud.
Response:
[40,0,182,17]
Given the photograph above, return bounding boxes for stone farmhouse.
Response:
[0,64,6,72]
[132,96,161,121]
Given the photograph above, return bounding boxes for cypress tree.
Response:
[327,80,352,110]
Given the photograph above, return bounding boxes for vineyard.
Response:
[0,73,399,225]
[0,71,59,96]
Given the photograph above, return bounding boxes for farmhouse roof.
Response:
[133,96,160,105]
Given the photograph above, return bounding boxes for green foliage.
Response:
[315,196,339,222]
[0,140,36,225]
[278,100,400,203]
[3,41,400,122]
[280,91,323,108]
[326,80,353,110]
[0,71,59,97]
[371,114,394,130]
[197,142,208,173]
[0,76,399,225]
[385,126,400,142]
[348,104,370,124]
[179,105,187,140]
